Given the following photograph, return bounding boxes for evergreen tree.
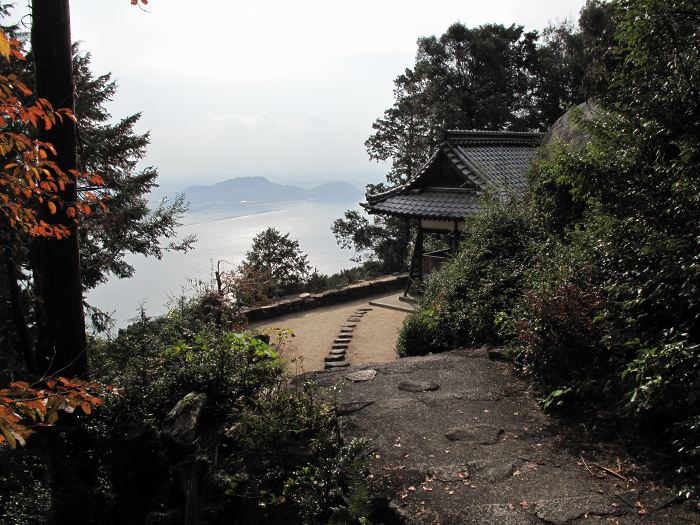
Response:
[334,5,614,268]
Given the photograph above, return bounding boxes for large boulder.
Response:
[161,392,208,446]
[541,101,600,150]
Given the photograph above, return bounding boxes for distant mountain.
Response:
[183,176,363,211]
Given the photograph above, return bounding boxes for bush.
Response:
[397,309,445,357]
[4,293,371,525]
[398,198,541,356]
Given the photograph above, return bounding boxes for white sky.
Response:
[62,0,586,189]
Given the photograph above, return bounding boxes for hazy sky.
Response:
[60,0,586,189]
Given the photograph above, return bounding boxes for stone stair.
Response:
[322,308,374,370]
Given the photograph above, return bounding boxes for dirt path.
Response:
[254,292,406,374]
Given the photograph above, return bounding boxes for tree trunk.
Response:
[31,0,87,377]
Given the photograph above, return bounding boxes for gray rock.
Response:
[329,348,347,355]
[468,459,515,482]
[533,494,625,525]
[332,343,349,350]
[325,360,350,368]
[345,369,377,382]
[426,464,469,482]
[377,398,416,409]
[487,349,507,361]
[161,392,207,445]
[398,380,439,392]
[337,401,374,415]
[445,424,503,444]
[325,354,345,362]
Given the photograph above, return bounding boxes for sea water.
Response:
[88,199,361,329]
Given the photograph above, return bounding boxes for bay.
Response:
[88,199,361,329]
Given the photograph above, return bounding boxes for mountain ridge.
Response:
[183,176,363,210]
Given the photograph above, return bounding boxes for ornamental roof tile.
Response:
[363,189,481,220]
[364,130,542,220]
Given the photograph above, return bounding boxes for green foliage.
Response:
[331,210,408,273]
[305,261,386,294]
[5,289,371,524]
[71,46,194,297]
[240,227,311,297]
[333,8,615,270]
[397,308,443,357]
[398,199,541,355]
[397,0,700,492]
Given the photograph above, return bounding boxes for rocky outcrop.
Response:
[312,349,699,524]
[161,392,208,446]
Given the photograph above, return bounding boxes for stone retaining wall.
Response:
[243,274,408,323]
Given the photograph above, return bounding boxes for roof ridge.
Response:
[445,129,543,139]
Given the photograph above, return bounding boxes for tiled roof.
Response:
[365,130,542,219]
[363,188,480,220]
[451,141,539,196]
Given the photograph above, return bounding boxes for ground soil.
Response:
[254,292,406,373]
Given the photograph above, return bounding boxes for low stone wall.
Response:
[243,274,408,323]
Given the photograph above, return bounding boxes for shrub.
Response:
[511,265,605,389]
[5,293,372,525]
[398,198,541,356]
[397,309,445,357]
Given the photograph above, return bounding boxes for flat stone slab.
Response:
[342,323,358,328]
[310,348,699,525]
[445,424,504,445]
[339,328,354,333]
[467,459,515,482]
[345,369,377,382]
[329,348,347,356]
[332,344,349,350]
[533,494,625,524]
[336,401,373,416]
[346,317,362,322]
[324,360,349,369]
[398,380,439,392]
[356,307,373,312]
[334,339,352,345]
[324,354,345,362]
[336,333,352,339]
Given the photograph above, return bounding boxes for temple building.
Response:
[362,130,542,292]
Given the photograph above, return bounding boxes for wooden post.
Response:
[452,220,460,251]
[416,224,424,282]
[32,0,87,376]
[404,220,417,296]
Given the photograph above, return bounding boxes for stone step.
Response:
[325,354,345,362]
[336,334,352,339]
[329,348,346,356]
[339,328,354,333]
[356,307,373,312]
[342,323,358,328]
[332,343,349,350]
[324,360,349,369]
[367,299,416,313]
[347,317,362,322]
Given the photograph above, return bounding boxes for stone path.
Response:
[312,348,700,525]
[324,307,374,370]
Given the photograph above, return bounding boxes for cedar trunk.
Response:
[31,0,87,377]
